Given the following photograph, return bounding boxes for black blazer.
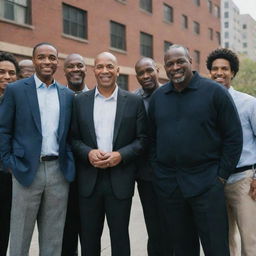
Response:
[71,88,147,199]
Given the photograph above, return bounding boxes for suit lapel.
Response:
[24,77,42,134]
[113,89,127,145]
[85,89,98,147]
[57,83,66,141]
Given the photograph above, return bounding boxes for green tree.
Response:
[232,58,256,96]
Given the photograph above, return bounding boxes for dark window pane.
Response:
[110,21,126,50]
[140,32,153,58]
[140,0,152,13]
[62,4,87,39]
[117,75,128,90]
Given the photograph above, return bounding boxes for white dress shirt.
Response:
[93,86,118,153]
[34,74,60,156]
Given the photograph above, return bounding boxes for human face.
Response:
[19,62,34,79]
[210,58,234,89]
[94,54,119,90]
[136,61,159,93]
[32,45,58,84]
[164,48,192,86]
[64,57,86,87]
[0,61,17,94]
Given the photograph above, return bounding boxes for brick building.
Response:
[0,0,221,90]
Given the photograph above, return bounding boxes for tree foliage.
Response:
[232,58,256,96]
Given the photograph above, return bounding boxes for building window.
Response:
[225,42,229,48]
[243,42,248,48]
[208,28,213,40]
[117,74,128,90]
[164,41,172,52]
[110,21,126,50]
[193,0,200,6]
[194,50,200,71]
[193,21,200,35]
[216,31,221,45]
[224,12,229,18]
[0,0,31,24]
[224,22,229,28]
[214,5,220,18]
[243,24,247,29]
[181,14,188,29]
[224,31,229,39]
[207,0,212,13]
[63,4,87,39]
[140,0,152,13]
[140,32,153,58]
[224,1,229,8]
[163,3,173,23]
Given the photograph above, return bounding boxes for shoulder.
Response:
[119,88,142,102]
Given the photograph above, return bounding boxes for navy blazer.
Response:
[0,76,75,187]
[71,88,148,199]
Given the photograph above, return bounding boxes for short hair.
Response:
[32,42,58,57]
[206,48,239,77]
[165,44,190,58]
[0,51,19,73]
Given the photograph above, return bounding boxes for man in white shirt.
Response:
[207,48,256,256]
[71,52,147,256]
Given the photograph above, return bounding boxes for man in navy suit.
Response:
[71,52,147,256]
[0,42,75,256]
[148,44,243,256]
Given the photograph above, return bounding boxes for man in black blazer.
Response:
[71,52,147,256]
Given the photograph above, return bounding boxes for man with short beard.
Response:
[62,53,88,256]
[64,53,88,94]
[148,44,243,256]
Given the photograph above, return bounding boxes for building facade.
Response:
[221,0,256,61]
[0,0,221,90]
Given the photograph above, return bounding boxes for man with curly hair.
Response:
[207,48,256,256]
[0,51,19,256]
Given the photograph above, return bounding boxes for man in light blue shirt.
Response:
[0,42,75,255]
[207,48,256,256]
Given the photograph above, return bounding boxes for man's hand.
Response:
[88,149,109,168]
[105,151,122,167]
[88,150,122,169]
[249,179,256,200]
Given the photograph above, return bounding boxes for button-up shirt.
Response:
[34,74,60,156]
[227,87,256,184]
[93,86,118,152]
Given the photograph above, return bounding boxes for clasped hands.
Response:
[88,149,122,169]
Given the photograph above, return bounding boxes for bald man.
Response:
[64,53,88,93]
[18,59,35,79]
[71,52,147,256]
[62,53,88,256]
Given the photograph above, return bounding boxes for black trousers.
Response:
[61,180,81,256]
[0,172,12,256]
[79,171,132,256]
[158,178,229,256]
[137,178,174,256]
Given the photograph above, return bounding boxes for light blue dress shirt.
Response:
[227,87,256,184]
[93,86,118,153]
[34,74,60,156]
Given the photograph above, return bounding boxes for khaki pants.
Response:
[225,172,256,256]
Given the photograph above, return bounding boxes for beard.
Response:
[172,75,185,83]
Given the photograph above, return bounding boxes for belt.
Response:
[40,155,59,162]
[234,164,256,173]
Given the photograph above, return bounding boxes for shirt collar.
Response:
[95,85,118,101]
[34,73,56,89]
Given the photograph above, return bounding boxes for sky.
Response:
[233,0,256,20]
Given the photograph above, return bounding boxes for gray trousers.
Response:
[9,160,69,256]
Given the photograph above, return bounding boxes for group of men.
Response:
[0,42,255,256]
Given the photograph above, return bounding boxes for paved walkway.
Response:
[18,185,206,255]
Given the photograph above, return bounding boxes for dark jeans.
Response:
[0,172,12,256]
[62,180,81,256]
[157,178,229,256]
